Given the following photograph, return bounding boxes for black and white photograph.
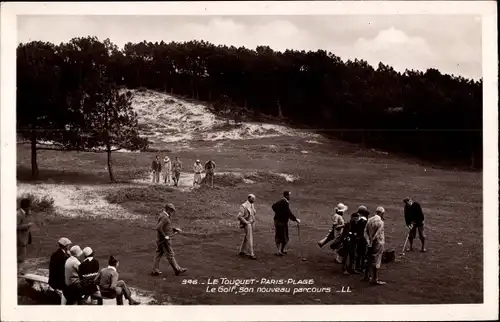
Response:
[1,1,498,321]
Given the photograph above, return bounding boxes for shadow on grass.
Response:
[17,166,148,185]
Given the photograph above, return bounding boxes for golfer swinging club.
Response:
[403,197,427,252]
[271,191,301,256]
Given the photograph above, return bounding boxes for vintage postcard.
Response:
[1,1,498,321]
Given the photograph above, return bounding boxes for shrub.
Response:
[17,193,55,213]
[201,173,244,187]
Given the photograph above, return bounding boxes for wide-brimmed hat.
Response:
[57,237,72,247]
[70,245,83,258]
[82,247,93,258]
[334,203,348,213]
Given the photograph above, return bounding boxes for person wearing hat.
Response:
[329,203,348,263]
[317,203,348,252]
[63,245,84,304]
[271,191,301,256]
[237,194,257,260]
[338,212,360,275]
[49,237,72,296]
[403,197,426,252]
[363,206,387,285]
[204,160,216,188]
[163,155,172,185]
[151,155,162,184]
[172,157,183,187]
[151,203,187,276]
[79,247,100,301]
[353,206,369,272]
[95,256,141,305]
[193,160,203,186]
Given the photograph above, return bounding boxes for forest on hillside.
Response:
[17,37,483,172]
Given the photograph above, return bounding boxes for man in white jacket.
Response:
[193,160,203,186]
[237,194,257,260]
[163,156,172,185]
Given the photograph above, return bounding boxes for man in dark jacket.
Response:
[403,197,426,252]
[49,237,72,293]
[353,206,369,272]
[151,203,187,276]
[271,191,301,256]
[339,213,359,275]
[152,155,162,183]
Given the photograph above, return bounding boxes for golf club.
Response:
[297,223,306,261]
[400,227,410,255]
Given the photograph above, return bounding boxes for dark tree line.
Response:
[17,37,482,175]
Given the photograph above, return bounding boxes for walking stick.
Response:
[297,223,306,261]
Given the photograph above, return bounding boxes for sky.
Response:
[17,15,482,80]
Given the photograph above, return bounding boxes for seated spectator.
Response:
[64,245,84,305]
[49,237,72,293]
[79,247,100,302]
[94,256,141,305]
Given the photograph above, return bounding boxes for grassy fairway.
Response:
[16,134,483,305]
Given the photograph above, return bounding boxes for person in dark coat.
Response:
[49,237,72,293]
[271,191,301,256]
[79,247,100,300]
[338,213,359,275]
[353,206,369,272]
[403,197,426,252]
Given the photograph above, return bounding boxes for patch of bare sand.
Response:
[17,183,143,220]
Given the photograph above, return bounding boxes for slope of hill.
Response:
[129,89,317,148]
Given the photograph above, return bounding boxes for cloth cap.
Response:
[196,160,200,163]
[335,203,348,213]
[57,237,72,247]
[248,194,256,199]
[165,203,176,212]
[358,205,369,213]
[70,245,83,258]
[82,247,93,258]
[376,206,385,214]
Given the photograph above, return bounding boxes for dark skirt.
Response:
[274,220,289,245]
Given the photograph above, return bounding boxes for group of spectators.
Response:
[151,155,216,187]
[48,238,140,305]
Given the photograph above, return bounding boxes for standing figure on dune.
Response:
[193,160,203,187]
[172,157,182,187]
[204,160,216,188]
[163,155,172,185]
[151,155,162,184]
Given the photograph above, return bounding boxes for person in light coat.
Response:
[163,156,172,185]
[363,206,387,285]
[237,194,257,260]
[193,160,203,186]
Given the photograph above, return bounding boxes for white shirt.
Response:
[239,201,256,224]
